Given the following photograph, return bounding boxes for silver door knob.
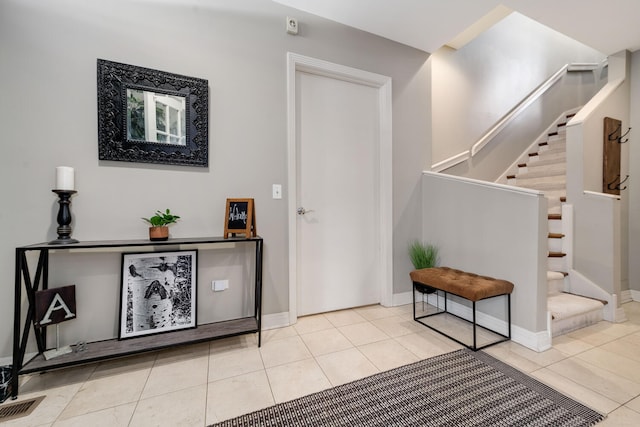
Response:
[297,207,314,215]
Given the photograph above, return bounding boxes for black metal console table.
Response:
[11,236,263,400]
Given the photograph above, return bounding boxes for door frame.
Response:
[286,52,393,324]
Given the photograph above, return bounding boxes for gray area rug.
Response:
[211,348,605,427]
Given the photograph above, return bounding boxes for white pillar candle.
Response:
[55,166,75,190]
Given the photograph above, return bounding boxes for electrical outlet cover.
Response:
[212,280,229,291]
[286,16,298,35]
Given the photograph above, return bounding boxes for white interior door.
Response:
[296,71,380,316]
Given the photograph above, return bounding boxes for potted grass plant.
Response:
[408,240,439,270]
[142,209,180,241]
[409,240,439,297]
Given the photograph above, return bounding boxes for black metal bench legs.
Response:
[413,283,511,351]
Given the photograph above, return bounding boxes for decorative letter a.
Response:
[39,293,76,325]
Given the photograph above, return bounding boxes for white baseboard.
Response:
[621,290,633,304]
[628,289,640,302]
[262,312,291,330]
[392,291,414,306]
[513,326,552,352]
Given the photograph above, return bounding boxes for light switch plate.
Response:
[272,184,282,199]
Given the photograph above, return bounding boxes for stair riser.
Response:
[539,141,566,152]
[522,163,566,176]
[532,149,567,159]
[525,182,566,191]
[548,278,565,294]
[552,310,603,337]
[522,157,567,169]
[547,134,566,142]
[548,257,567,272]
[548,219,563,234]
[547,199,562,215]
[548,239,563,253]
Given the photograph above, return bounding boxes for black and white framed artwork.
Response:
[119,250,197,339]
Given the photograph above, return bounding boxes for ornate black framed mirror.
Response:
[97,59,209,167]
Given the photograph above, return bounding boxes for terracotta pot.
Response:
[149,226,169,241]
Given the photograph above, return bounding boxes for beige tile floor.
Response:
[5,302,640,426]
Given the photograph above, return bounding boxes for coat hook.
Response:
[608,123,622,141]
[607,174,629,191]
[618,127,631,144]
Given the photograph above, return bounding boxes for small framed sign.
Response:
[35,285,77,327]
[224,198,256,238]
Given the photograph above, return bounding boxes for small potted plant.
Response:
[409,240,439,296]
[142,209,180,241]
[408,240,439,270]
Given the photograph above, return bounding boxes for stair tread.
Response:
[547,271,566,280]
[530,155,567,166]
[548,233,565,238]
[545,190,567,197]
[548,213,562,220]
[516,170,566,180]
[520,181,565,191]
[544,134,565,142]
[549,251,566,257]
[529,148,567,156]
[517,178,566,186]
[548,292,604,320]
[526,157,566,167]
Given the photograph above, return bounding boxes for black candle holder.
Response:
[50,190,79,245]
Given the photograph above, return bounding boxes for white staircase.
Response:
[502,111,605,337]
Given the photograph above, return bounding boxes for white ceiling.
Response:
[273,0,640,55]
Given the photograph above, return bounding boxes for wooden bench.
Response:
[410,267,514,351]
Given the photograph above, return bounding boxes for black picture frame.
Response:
[119,250,197,339]
[97,59,209,167]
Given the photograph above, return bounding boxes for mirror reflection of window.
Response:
[127,89,146,141]
[126,89,186,145]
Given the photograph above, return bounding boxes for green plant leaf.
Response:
[141,209,181,227]
[408,240,439,269]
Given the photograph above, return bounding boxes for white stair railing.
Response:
[432,64,569,172]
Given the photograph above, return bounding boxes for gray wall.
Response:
[431,13,606,175]
[422,173,548,345]
[0,0,430,359]
[443,71,605,181]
